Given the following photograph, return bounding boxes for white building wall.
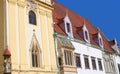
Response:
[115,55,120,74]
[71,41,106,74]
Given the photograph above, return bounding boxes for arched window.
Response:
[31,44,40,67]
[29,11,36,25]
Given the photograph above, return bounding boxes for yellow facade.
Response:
[0,0,58,74]
[0,0,5,74]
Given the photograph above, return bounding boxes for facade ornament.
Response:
[28,1,37,9]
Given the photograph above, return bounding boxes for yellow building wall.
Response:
[5,0,58,74]
[0,0,5,74]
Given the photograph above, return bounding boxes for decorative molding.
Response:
[46,12,52,18]
[17,1,27,7]
[27,1,37,9]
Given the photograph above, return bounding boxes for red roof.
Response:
[53,1,114,52]
[3,48,11,56]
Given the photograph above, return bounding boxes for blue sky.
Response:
[56,0,120,45]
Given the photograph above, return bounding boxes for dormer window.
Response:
[29,10,36,25]
[85,31,88,40]
[98,33,103,48]
[83,25,90,43]
[66,23,70,33]
[63,13,73,38]
[99,38,102,46]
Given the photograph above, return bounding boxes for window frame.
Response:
[66,23,70,33]
[84,55,90,69]
[31,45,41,68]
[91,57,97,70]
[29,10,37,25]
[75,53,81,68]
[85,31,89,40]
[98,58,103,71]
[64,50,73,66]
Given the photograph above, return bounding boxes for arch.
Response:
[29,33,41,67]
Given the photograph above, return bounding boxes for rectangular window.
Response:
[91,57,97,70]
[64,50,73,66]
[85,31,88,40]
[66,23,70,33]
[58,57,62,66]
[75,53,81,68]
[84,55,90,69]
[98,58,103,70]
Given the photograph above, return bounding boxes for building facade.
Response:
[52,1,120,74]
[0,0,58,74]
[1,0,120,74]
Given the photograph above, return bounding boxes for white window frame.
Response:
[98,33,103,48]
[64,14,73,38]
[83,25,90,43]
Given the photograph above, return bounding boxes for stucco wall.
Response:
[71,41,106,74]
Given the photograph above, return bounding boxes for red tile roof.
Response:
[52,1,114,52]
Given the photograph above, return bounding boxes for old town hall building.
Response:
[0,0,120,74]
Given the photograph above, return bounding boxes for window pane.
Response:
[66,23,70,33]
[35,54,38,67]
[75,53,81,68]
[84,55,90,69]
[31,45,40,68]
[58,57,62,66]
[98,59,103,70]
[85,31,88,40]
[91,57,97,70]
[64,50,73,66]
[64,51,67,65]
[32,53,35,67]
[29,11,36,25]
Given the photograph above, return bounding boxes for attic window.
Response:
[98,35,103,48]
[85,31,88,40]
[66,23,70,33]
[99,38,102,46]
